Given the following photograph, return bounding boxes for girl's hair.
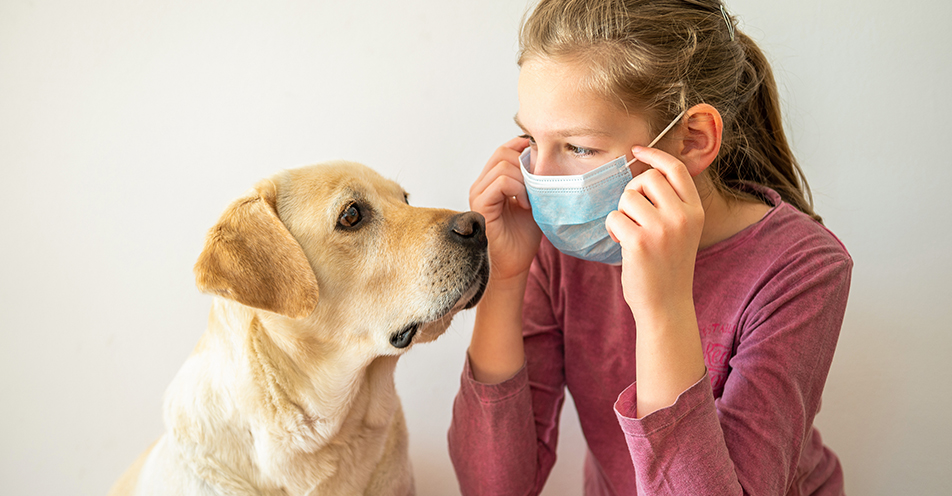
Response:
[519,0,820,221]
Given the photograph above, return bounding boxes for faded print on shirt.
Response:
[699,322,735,397]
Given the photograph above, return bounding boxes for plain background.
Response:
[2,0,950,494]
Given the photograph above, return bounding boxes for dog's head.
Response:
[194,161,488,355]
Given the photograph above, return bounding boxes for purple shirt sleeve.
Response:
[615,373,740,494]
[448,359,544,495]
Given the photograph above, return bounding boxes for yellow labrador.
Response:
[109,161,489,495]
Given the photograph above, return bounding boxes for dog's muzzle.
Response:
[449,211,488,310]
[388,211,489,350]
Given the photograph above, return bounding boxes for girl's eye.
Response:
[519,134,537,146]
[338,203,362,228]
[568,144,595,157]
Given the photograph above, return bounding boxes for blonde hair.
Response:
[519,0,820,221]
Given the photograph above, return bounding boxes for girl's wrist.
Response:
[469,274,528,385]
[486,269,531,295]
[629,294,697,333]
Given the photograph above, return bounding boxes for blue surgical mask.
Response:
[520,111,685,265]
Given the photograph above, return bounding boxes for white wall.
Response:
[1,1,948,494]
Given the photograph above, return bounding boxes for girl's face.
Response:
[516,58,661,177]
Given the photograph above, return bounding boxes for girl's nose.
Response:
[530,151,555,176]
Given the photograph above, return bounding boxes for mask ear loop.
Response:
[624,110,687,169]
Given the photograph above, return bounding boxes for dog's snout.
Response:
[449,212,487,248]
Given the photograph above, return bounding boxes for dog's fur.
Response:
[109,161,488,495]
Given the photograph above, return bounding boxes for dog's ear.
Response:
[194,179,319,319]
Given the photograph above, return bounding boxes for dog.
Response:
[108,161,489,495]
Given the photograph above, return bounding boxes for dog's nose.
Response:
[448,211,487,248]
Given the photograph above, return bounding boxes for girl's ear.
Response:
[676,103,723,177]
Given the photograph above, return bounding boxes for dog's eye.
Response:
[403,193,410,205]
[339,203,362,228]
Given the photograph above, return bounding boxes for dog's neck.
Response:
[165,297,402,492]
[243,309,399,431]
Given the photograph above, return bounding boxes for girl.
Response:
[448,1,851,495]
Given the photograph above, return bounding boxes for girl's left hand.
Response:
[605,146,705,318]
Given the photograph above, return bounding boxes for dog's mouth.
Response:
[447,251,490,316]
[388,252,489,350]
[390,323,420,349]
[462,257,490,310]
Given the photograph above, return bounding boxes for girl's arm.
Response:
[615,248,851,495]
[607,142,852,493]
[467,273,528,384]
[606,146,707,418]
[450,138,564,495]
[449,249,568,496]
[464,136,541,384]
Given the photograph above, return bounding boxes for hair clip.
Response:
[720,4,735,42]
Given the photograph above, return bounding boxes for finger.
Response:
[503,135,531,152]
[472,170,532,213]
[472,144,526,200]
[616,185,661,229]
[470,160,529,209]
[478,137,530,179]
[605,209,642,248]
[630,146,701,206]
[625,168,682,211]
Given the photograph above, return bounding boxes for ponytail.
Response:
[716,31,819,222]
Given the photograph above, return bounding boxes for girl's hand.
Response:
[467,137,540,384]
[605,146,705,317]
[469,136,542,286]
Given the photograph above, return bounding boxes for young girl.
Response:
[448,1,851,495]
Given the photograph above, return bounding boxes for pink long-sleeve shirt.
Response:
[448,185,851,495]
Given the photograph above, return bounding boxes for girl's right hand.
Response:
[469,136,542,286]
